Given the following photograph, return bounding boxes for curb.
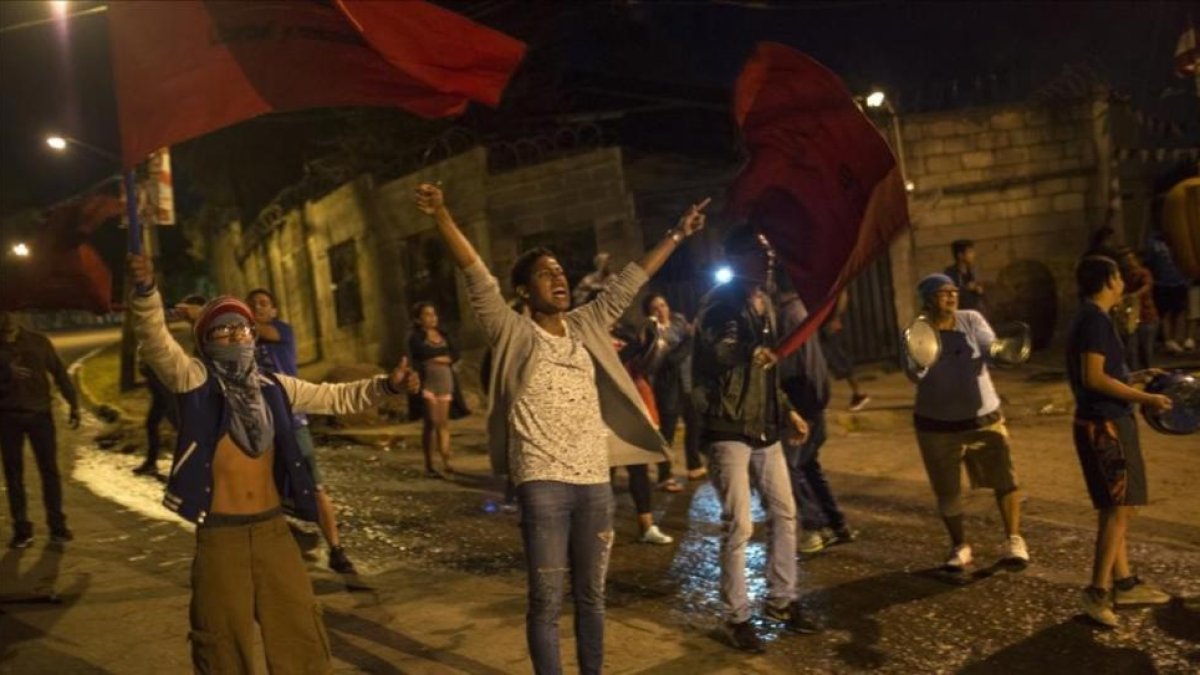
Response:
[68,345,130,422]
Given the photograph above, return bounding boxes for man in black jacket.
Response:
[0,311,80,548]
[692,227,816,653]
[775,280,856,555]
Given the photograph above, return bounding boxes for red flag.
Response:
[0,195,122,313]
[728,43,910,357]
[108,1,526,166]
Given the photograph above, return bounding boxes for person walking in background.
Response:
[641,293,692,492]
[775,279,857,556]
[819,289,870,411]
[247,288,360,575]
[1067,256,1174,627]
[135,294,207,476]
[416,182,700,674]
[0,310,80,548]
[944,239,986,312]
[573,252,614,307]
[1115,248,1157,371]
[408,301,469,478]
[903,274,1030,573]
[611,322,674,545]
[1144,229,1191,354]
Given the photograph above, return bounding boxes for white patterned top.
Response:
[509,322,610,486]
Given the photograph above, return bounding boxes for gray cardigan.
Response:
[462,259,670,476]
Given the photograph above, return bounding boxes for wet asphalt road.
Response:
[305,425,1200,674]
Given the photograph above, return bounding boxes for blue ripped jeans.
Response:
[518,480,614,675]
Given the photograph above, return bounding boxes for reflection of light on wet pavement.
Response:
[669,483,783,641]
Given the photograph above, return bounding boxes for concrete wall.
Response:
[893,98,1101,346]
[206,147,641,376]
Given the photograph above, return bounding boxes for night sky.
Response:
[1,0,1196,220]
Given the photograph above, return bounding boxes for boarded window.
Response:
[328,239,364,327]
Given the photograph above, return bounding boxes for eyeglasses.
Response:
[934,289,959,297]
[206,322,256,341]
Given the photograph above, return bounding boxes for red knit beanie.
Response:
[194,295,255,346]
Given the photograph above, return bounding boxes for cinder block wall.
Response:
[898,99,1101,346]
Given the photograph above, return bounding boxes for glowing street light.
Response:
[50,1,70,18]
[46,135,67,150]
[12,242,30,257]
[714,266,734,285]
[865,91,887,108]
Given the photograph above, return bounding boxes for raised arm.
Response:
[277,356,418,415]
[636,197,709,278]
[416,183,481,269]
[127,254,208,393]
[415,184,523,345]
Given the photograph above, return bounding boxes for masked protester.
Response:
[127,254,419,674]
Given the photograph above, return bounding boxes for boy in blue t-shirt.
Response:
[247,288,358,575]
[1066,256,1174,628]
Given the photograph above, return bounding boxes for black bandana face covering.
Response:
[204,341,274,458]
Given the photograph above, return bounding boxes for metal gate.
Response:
[840,253,901,365]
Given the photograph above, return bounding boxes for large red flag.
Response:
[108,0,526,166]
[0,195,123,314]
[728,43,910,357]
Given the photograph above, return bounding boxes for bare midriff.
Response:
[209,435,279,514]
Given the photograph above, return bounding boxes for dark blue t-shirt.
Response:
[1065,302,1132,419]
[255,319,305,426]
[256,319,298,377]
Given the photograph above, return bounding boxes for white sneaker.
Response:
[1165,339,1184,354]
[639,525,674,545]
[944,543,973,571]
[1081,586,1118,627]
[1003,534,1030,563]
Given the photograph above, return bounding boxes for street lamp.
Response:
[861,90,913,193]
[44,133,119,161]
[12,242,30,257]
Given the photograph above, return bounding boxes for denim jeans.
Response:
[518,481,614,675]
[707,440,797,623]
[783,413,846,532]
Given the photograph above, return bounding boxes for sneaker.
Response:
[1002,534,1030,564]
[638,525,674,545]
[8,532,33,549]
[132,461,158,476]
[825,525,858,545]
[726,620,765,653]
[764,601,822,634]
[50,528,74,544]
[848,394,871,412]
[798,531,825,554]
[1081,586,1118,627]
[328,546,358,574]
[943,543,973,571]
[1113,576,1171,607]
[1165,339,1184,355]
